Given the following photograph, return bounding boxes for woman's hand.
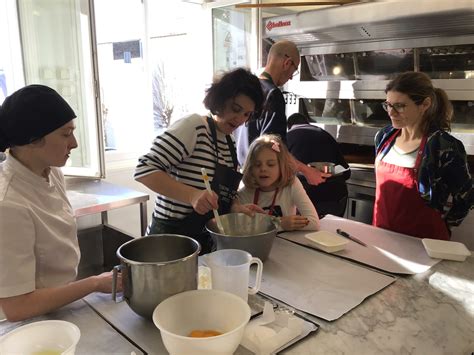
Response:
[280,215,310,231]
[93,271,121,293]
[190,189,219,215]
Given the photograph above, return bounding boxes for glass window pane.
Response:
[147,1,209,132]
[356,49,414,80]
[0,0,25,102]
[419,45,474,79]
[213,7,252,73]
[352,99,390,127]
[302,54,355,81]
[302,98,351,125]
[17,0,102,177]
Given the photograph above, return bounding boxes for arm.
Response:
[134,117,218,214]
[232,186,265,215]
[0,203,122,322]
[291,178,320,230]
[136,171,217,215]
[436,135,473,227]
[295,159,331,186]
[0,272,120,322]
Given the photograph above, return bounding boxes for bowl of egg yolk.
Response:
[152,289,251,355]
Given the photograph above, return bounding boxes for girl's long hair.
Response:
[242,134,297,189]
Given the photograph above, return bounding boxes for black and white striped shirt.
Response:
[134,114,236,220]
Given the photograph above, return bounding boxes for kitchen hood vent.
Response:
[263,0,474,48]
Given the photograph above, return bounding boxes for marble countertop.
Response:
[1,240,472,354]
[281,255,474,355]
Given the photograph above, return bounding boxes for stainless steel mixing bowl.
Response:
[113,234,200,319]
[205,213,278,261]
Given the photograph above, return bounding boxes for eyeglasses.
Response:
[284,54,299,78]
[382,101,408,114]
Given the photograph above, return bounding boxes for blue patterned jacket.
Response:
[375,125,473,228]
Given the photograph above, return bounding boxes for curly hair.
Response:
[203,67,264,117]
[242,134,297,189]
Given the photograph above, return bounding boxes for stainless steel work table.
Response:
[2,211,472,354]
[66,179,149,278]
[80,254,473,355]
[66,178,149,236]
[2,255,472,354]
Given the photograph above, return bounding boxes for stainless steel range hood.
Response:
[263,0,474,52]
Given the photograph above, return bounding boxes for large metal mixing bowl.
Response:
[205,213,278,261]
[113,234,200,319]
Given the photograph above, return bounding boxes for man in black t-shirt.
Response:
[235,40,329,185]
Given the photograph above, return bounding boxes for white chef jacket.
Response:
[0,154,80,297]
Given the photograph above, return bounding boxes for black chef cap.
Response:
[0,84,76,152]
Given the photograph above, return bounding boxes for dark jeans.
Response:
[147,215,215,255]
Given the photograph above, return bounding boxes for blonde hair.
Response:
[242,134,296,189]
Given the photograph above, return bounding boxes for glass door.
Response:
[208,1,257,74]
[17,0,104,177]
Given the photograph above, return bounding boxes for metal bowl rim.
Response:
[116,234,201,266]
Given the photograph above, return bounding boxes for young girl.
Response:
[237,134,320,231]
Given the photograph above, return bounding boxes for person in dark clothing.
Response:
[235,40,329,186]
[287,113,351,217]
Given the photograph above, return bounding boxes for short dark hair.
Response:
[287,112,310,129]
[203,68,264,116]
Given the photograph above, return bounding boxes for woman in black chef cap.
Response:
[0,85,120,322]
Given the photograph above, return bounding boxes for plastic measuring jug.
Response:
[202,249,263,302]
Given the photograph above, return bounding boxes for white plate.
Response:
[304,231,349,253]
[422,238,471,262]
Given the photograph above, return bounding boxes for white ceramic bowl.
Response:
[152,289,251,355]
[0,320,81,355]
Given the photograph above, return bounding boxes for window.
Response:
[212,7,253,73]
[96,0,213,161]
[15,0,103,177]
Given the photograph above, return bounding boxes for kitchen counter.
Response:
[281,255,474,354]
[1,228,472,354]
[66,178,149,236]
[0,300,143,354]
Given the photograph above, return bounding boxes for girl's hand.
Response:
[280,215,310,231]
[232,203,265,217]
[190,189,218,215]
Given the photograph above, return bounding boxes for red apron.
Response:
[373,131,450,240]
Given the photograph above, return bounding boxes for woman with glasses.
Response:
[135,68,264,253]
[373,72,473,240]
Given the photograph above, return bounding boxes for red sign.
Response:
[265,20,292,32]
